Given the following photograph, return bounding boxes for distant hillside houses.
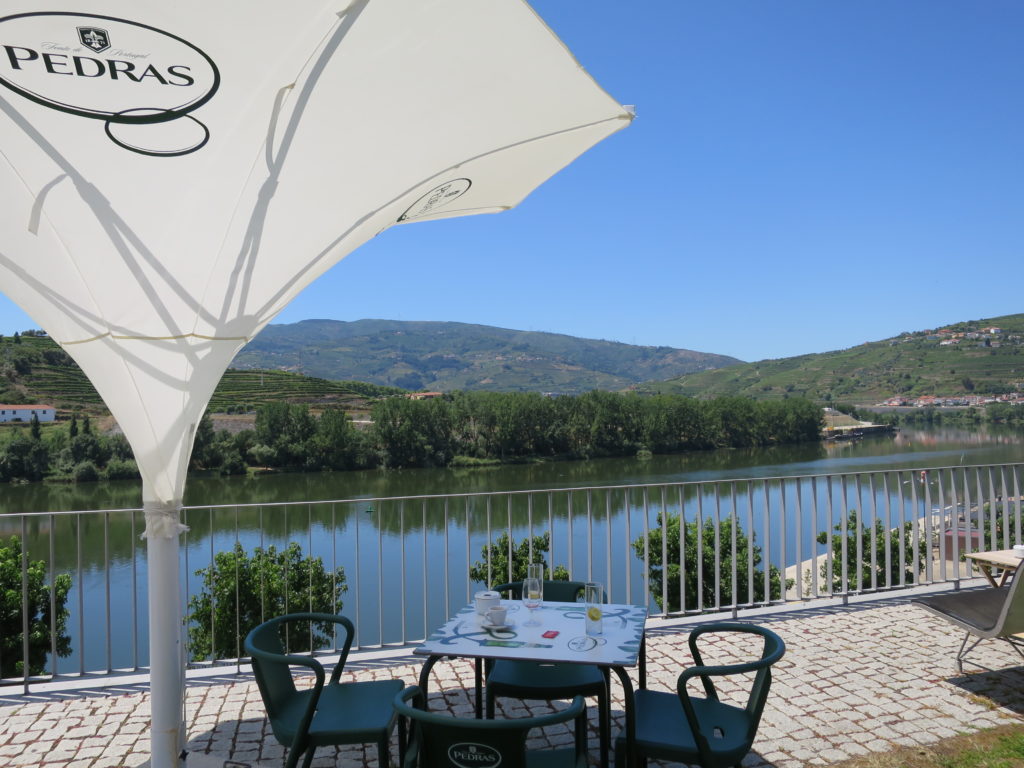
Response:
[879,393,1024,408]
[0,404,55,423]
[902,324,1019,348]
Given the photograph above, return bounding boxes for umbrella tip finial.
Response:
[623,105,637,117]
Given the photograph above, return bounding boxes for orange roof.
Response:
[0,404,54,409]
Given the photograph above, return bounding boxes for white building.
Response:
[0,404,56,423]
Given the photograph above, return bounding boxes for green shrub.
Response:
[817,509,931,591]
[187,542,346,661]
[469,532,569,587]
[103,458,139,480]
[72,460,99,482]
[0,536,72,677]
[634,513,790,613]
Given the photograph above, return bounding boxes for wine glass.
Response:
[522,576,542,626]
[526,563,544,607]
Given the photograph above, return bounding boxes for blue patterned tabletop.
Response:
[414,600,648,666]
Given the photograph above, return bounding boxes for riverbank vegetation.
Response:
[839,402,1024,428]
[0,392,823,483]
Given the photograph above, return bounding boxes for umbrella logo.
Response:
[0,12,220,157]
[77,27,110,53]
[399,179,472,222]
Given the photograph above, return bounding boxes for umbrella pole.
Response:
[144,498,186,768]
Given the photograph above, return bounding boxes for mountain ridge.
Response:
[231,318,742,394]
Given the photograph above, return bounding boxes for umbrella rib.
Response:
[204,0,372,329]
[0,95,224,340]
[251,112,630,323]
[0,145,112,341]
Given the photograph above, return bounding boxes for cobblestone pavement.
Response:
[1,592,1022,767]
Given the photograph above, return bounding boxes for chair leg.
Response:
[300,745,315,768]
[378,736,389,768]
[284,740,306,768]
[398,715,407,766]
[485,688,496,719]
[574,703,587,758]
[598,687,610,768]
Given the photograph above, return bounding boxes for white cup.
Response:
[486,605,508,626]
[475,590,500,614]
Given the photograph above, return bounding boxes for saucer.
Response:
[482,620,513,631]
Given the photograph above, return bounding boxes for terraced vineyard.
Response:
[207,370,373,412]
[0,335,388,417]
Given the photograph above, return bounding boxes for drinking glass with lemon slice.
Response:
[584,582,603,636]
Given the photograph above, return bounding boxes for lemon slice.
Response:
[587,606,602,622]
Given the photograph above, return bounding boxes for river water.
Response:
[1,424,1021,674]
[5,424,1023,514]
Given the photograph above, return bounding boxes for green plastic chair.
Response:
[613,622,785,768]
[486,580,611,768]
[394,684,588,768]
[244,612,405,768]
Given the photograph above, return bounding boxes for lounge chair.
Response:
[913,567,1024,671]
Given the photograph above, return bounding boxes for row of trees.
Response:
[0,392,823,482]
[894,403,1024,427]
[0,414,138,483]
[191,392,823,474]
[838,401,1024,427]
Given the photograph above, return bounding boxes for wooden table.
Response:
[414,599,648,768]
[965,548,1023,587]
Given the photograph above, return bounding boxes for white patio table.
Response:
[413,599,648,768]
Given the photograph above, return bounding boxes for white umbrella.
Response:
[0,2,630,764]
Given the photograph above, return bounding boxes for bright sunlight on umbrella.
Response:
[0,1,630,764]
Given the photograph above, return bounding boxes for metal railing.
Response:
[0,461,1020,691]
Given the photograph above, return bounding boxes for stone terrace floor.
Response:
[1,586,1023,768]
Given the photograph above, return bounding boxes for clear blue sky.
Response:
[1,1,1020,362]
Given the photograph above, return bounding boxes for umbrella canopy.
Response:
[0,1,629,764]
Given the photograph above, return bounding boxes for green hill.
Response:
[232,319,741,394]
[641,314,1024,403]
[0,334,395,416]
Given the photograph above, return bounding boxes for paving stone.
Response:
[1,596,1024,767]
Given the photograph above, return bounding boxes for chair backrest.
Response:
[246,615,304,718]
[676,622,785,767]
[493,580,598,603]
[996,566,1024,636]
[244,613,354,727]
[394,686,584,768]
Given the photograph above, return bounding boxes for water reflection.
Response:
[2,425,1022,673]
[2,425,1022,514]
